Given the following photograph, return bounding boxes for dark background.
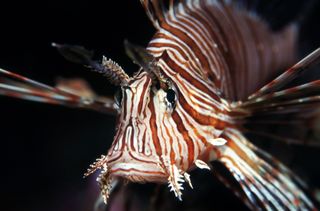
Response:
[0,1,319,211]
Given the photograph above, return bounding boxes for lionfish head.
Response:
[81,41,228,203]
[107,70,169,183]
[84,43,193,203]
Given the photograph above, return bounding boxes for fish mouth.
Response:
[107,152,168,183]
[108,159,167,183]
[91,152,167,204]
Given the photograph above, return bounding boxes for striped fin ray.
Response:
[241,80,320,109]
[244,96,320,113]
[240,107,320,147]
[238,82,320,146]
[233,49,320,146]
[212,161,255,210]
[216,128,317,210]
[0,68,116,114]
[248,48,320,100]
[140,0,177,29]
[240,93,320,115]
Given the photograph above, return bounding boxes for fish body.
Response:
[0,0,319,210]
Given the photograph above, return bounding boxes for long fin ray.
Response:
[248,48,320,100]
[215,129,317,210]
[242,80,320,108]
[0,68,116,114]
[234,48,320,146]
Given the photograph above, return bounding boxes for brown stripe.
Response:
[137,78,150,114]
[160,50,221,102]
[172,111,194,167]
[177,92,226,130]
[162,117,176,164]
[149,93,163,157]
[158,16,214,82]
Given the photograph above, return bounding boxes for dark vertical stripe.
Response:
[149,93,163,157]
[172,111,194,167]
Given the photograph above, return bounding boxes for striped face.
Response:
[101,51,231,198]
[107,72,167,183]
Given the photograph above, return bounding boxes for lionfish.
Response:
[0,0,319,210]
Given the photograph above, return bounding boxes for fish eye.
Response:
[114,89,123,108]
[166,88,176,109]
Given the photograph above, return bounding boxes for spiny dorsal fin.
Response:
[140,0,179,29]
